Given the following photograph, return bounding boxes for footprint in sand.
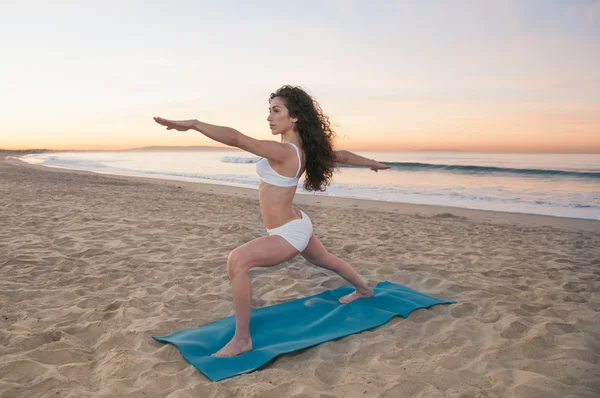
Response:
[105,300,124,311]
[500,321,529,339]
[521,336,558,360]
[151,361,188,375]
[343,244,359,253]
[102,300,125,320]
[545,322,579,335]
[314,361,345,385]
[515,303,550,316]
[563,282,587,293]
[450,303,478,318]
[423,277,442,289]
[475,310,501,323]
[563,294,587,303]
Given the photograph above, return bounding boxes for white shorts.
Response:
[266,210,313,252]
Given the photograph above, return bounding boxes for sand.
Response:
[1,156,599,398]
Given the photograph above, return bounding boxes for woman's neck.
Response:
[280,130,299,144]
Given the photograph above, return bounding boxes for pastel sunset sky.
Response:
[1,0,599,152]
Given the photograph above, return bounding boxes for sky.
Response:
[1,0,599,152]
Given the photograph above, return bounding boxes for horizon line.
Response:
[2,146,600,154]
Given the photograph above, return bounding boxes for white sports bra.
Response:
[256,143,302,187]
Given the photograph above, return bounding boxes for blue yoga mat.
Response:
[153,281,455,381]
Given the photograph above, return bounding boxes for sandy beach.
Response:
[1,155,599,397]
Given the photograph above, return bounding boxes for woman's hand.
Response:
[369,161,391,172]
[153,117,197,132]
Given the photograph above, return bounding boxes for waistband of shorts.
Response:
[266,211,311,233]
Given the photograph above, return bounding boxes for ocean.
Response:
[18,150,600,220]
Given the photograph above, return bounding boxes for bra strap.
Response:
[286,143,302,178]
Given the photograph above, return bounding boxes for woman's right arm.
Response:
[153,117,291,162]
[334,150,390,172]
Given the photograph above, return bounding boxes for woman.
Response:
[154,85,390,357]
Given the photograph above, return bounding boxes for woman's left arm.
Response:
[335,150,391,172]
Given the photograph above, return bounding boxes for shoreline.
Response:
[5,156,600,233]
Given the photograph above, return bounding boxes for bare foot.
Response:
[211,336,253,357]
[339,287,374,304]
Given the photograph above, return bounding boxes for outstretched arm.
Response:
[153,117,291,162]
[334,150,390,172]
[153,117,237,144]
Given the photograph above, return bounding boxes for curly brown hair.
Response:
[269,86,337,192]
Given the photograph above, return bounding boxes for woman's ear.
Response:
[291,117,298,123]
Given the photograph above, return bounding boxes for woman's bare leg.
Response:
[301,234,374,303]
[212,235,299,357]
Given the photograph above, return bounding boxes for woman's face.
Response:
[267,96,297,135]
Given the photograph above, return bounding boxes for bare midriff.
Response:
[258,181,303,229]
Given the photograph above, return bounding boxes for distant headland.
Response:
[122,146,239,152]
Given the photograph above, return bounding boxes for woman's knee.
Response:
[227,248,249,279]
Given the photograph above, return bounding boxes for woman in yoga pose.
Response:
[153,86,390,357]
